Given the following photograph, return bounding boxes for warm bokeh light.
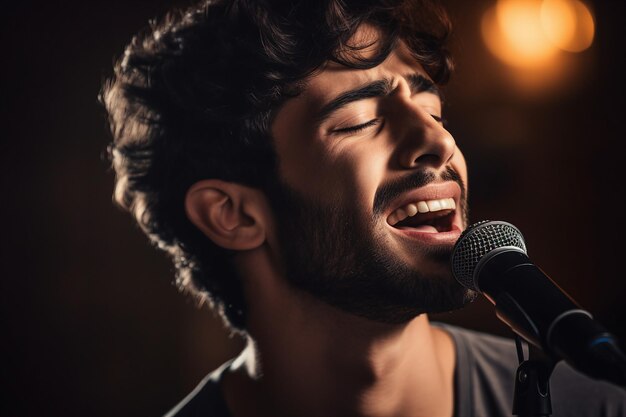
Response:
[482,0,594,69]
[540,0,594,52]
[483,0,556,68]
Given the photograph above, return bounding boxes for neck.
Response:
[223,248,456,417]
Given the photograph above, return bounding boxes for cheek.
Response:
[355,147,389,213]
[333,141,389,216]
[278,140,359,206]
[281,141,327,191]
[273,128,337,198]
[272,99,334,197]
[453,147,469,186]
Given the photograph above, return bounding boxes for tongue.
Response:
[399,224,439,233]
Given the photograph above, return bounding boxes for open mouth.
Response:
[387,198,457,234]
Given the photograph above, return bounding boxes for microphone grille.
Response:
[450,220,527,290]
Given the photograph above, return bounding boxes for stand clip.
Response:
[512,335,558,417]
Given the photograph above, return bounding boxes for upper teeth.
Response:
[387,198,456,226]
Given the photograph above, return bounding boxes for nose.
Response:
[392,102,456,170]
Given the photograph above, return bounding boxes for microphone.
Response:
[450,220,626,386]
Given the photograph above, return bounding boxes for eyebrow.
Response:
[314,73,441,126]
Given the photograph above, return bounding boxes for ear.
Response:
[184,179,270,251]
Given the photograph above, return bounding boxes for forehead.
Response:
[272,39,436,145]
[299,41,432,111]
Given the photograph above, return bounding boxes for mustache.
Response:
[373,166,466,216]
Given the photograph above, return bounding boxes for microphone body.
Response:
[451,221,626,386]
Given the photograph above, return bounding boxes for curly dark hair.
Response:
[102,0,454,331]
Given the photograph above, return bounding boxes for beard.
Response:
[265,168,476,324]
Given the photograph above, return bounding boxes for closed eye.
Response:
[330,118,381,135]
[431,114,447,126]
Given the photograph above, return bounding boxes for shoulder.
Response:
[437,322,521,386]
[434,323,626,417]
[436,323,520,417]
[163,360,233,417]
[550,361,626,417]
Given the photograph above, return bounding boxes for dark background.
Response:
[2,0,624,415]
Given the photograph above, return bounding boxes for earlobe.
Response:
[184,180,267,250]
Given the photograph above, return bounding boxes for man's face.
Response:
[268,36,475,323]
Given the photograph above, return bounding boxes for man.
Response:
[102,0,626,415]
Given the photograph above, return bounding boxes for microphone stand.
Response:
[512,335,558,417]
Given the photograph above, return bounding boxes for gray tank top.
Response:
[165,323,626,417]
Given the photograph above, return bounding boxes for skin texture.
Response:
[185,28,471,417]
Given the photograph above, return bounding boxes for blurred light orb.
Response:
[540,0,595,52]
[482,0,594,68]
